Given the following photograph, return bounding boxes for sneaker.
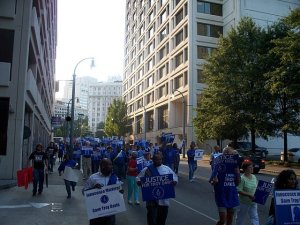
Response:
[128,200,133,204]
[192,176,196,179]
[67,195,71,199]
[189,179,194,183]
[135,201,140,205]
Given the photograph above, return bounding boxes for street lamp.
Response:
[173,89,186,158]
[69,57,95,157]
[143,105,146,140]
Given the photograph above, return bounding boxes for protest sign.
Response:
[194,149,204,160]
[84,184,126,220]
[253,180,273,205]
[136,156,144,172]
[274,190,300,224]
[140,174,175,201]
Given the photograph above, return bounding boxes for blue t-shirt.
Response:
[211,154,240,208]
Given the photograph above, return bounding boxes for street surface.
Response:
[0,160,287,225]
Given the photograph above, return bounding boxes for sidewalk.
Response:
[180,155,300,177]
[0,163,88,225]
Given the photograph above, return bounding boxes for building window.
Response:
[158,43,168,61]
[175,29,183,46]
[158,105,168,129]
[197,69,204,83]
[175,8,183,26]
[158,63,168,80]
[160,9,167,24]
[147,75,154,87]
[159,27,168,42]
[197,46,214,59]
[175,52,183,68]
[197,23,223,38]
[174,75,183,90]
[197,1,222,16]
[149,26,154,39]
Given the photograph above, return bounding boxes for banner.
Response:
[194,149,204,160]
[274,190,300,224]
[63,166,79,183]
[140,174,175,201]
[84,184,126,220]
[253,180,273,205]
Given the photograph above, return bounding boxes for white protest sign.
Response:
[84,183,126,220]
[194,149,204,160]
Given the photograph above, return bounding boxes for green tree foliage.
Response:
[194,18,274,145]
[104,99,131,137]
[265,8,300,161]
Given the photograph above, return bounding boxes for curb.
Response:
[0,180,17,190]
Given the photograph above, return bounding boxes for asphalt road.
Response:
[0,160,281,225]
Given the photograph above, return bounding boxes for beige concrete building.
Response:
[0,0,57,179]
[122,0,299,149]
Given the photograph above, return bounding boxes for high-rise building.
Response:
[88,81,123,133]
[63,76,97,110]
[123,0,299,146]
[0,0,57,179]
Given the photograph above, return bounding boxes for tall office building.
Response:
[63,76,97,110]
[0,0,57,179]
[123,0,299,146]
[88,81,123,133]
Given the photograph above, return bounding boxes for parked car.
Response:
[280,148,300,163]
[236,149,266,174]
[236,141,268,158]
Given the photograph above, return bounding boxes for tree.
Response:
[194,18,274,147]
[104,99,131,137]
[265,8,300,162]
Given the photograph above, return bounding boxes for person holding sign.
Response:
[236,162,259,225]
[267,169,298,225]
[58,154,78,199]
[136,152,178,225]
[83,158,124,225]
[209,146,240,225]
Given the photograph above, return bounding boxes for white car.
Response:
[280,148,300,163]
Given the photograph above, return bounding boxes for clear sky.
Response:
[55,0,126,98]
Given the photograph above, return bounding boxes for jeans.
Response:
[188,162,197,180]
[64,179,76,197]
[236,203,259,225]
[33,169,44,194]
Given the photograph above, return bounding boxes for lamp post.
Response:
[173,89,186,158]
[69,57,95,157]
[143,105,147,140]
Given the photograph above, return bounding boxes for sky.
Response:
[55,0,126,98]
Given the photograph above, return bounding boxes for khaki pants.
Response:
[82,157,92,179]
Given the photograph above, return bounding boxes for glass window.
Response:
[158,105,168,129]
[175,52,183,68]
[175,8,183,26]
[0,98,9,155]
[175,29,183,46]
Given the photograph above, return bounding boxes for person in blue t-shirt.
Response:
[209,146,240,225]
[187,141,197,182]
[172,143,180,174]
